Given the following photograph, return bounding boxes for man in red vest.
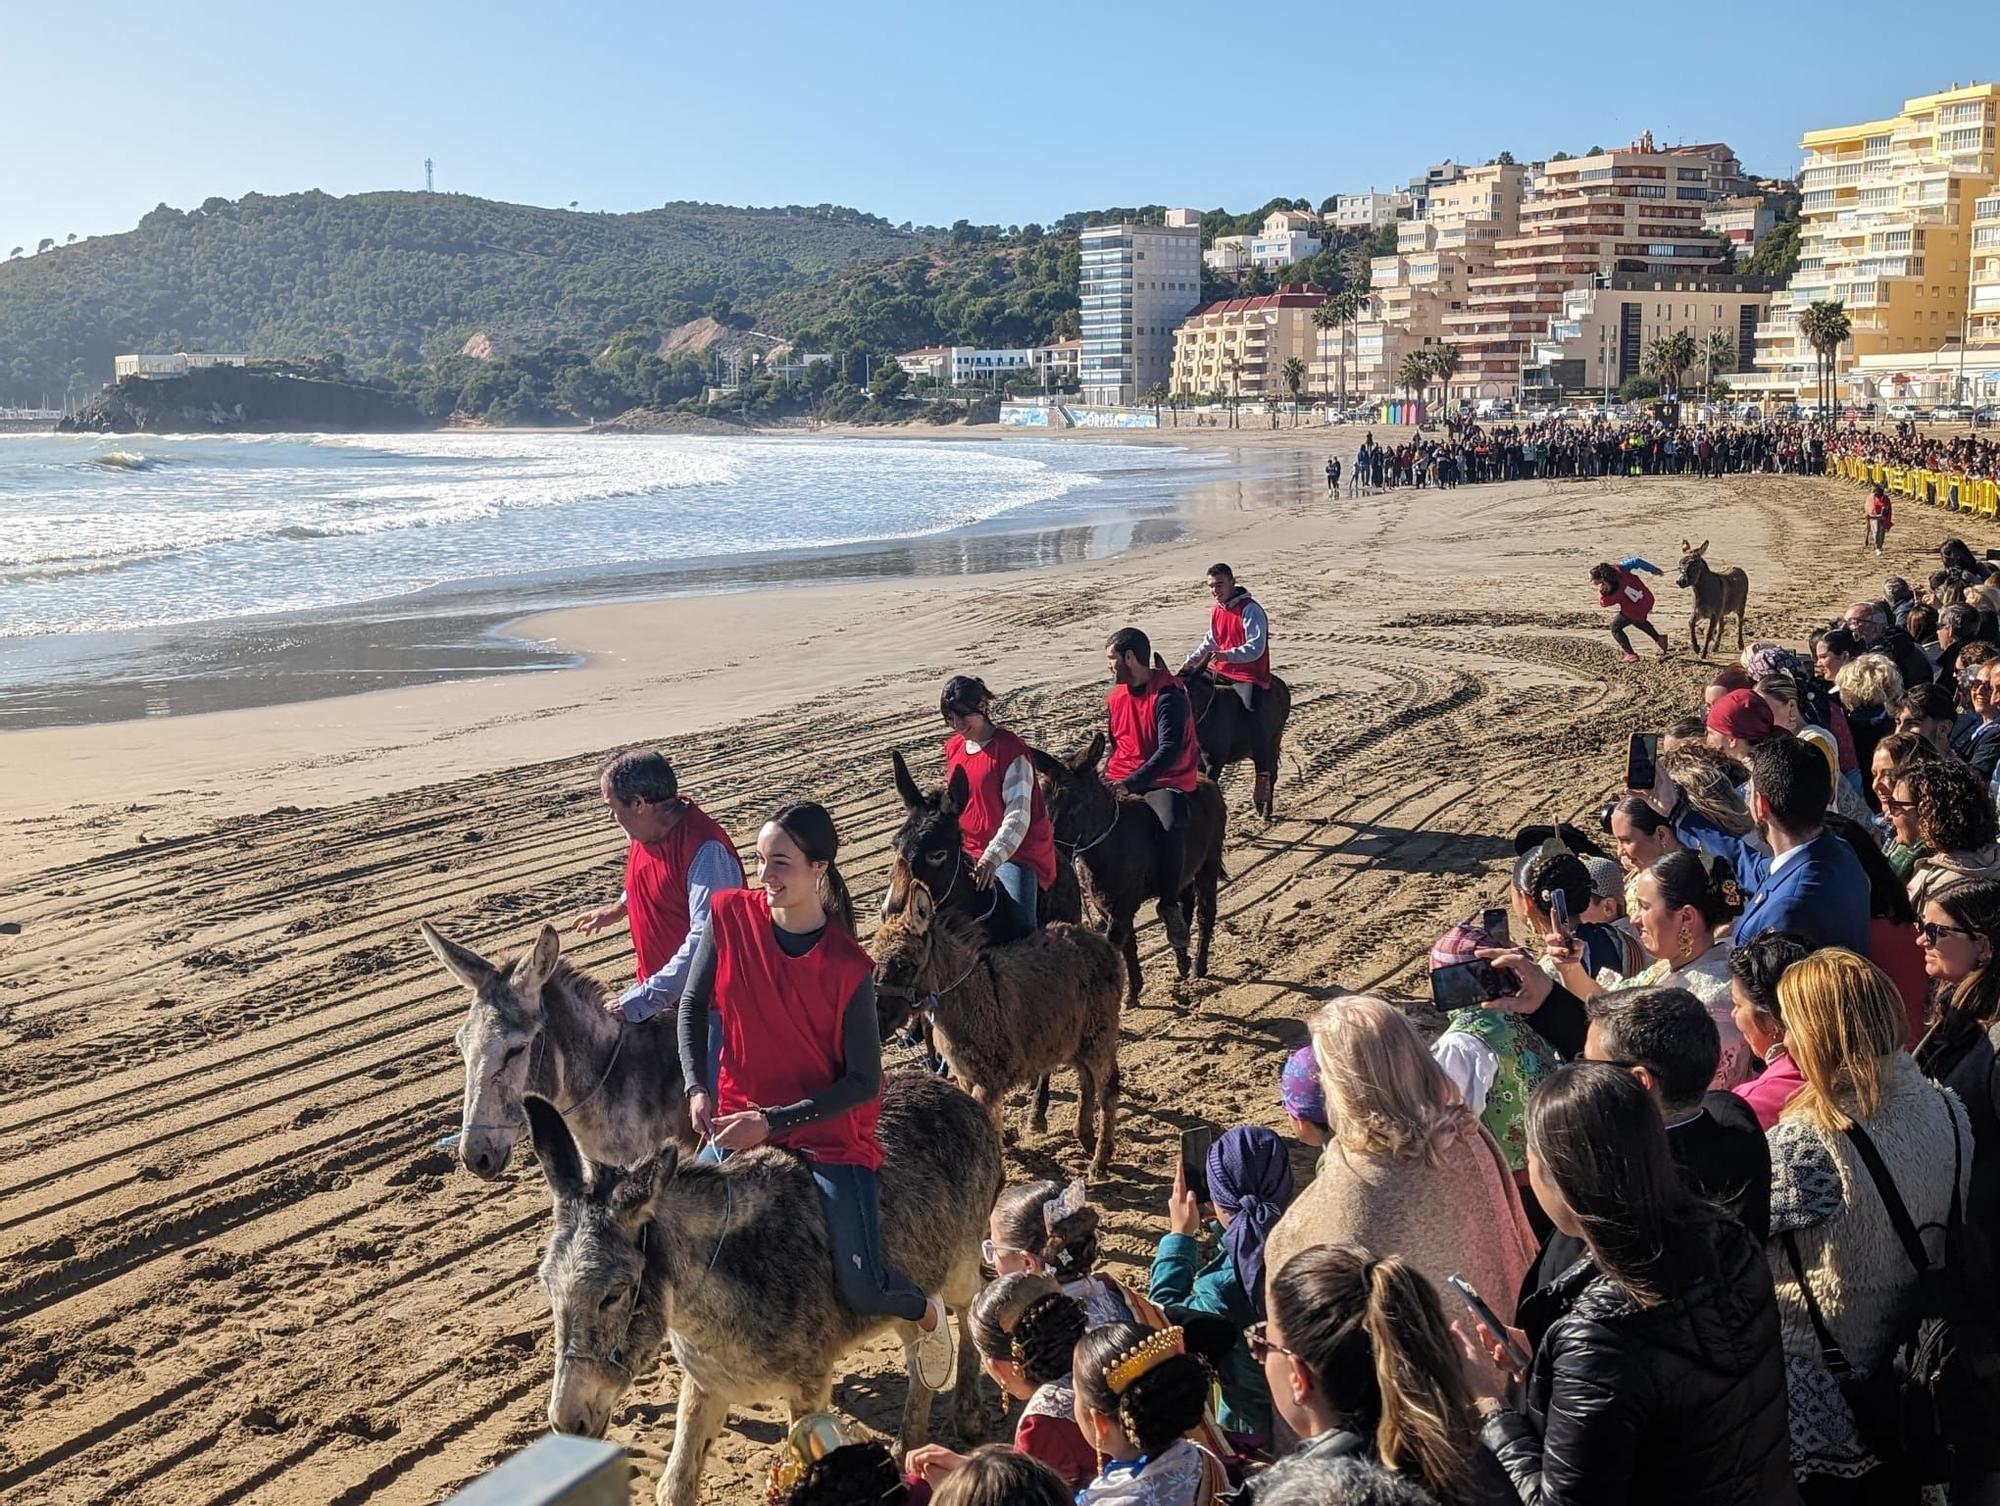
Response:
[1180,562,1274,810]
[1105,626,1200,951]
[573,749,742,1088]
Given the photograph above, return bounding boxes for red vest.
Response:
[1600,567,1654,619]
[944,728,1057,889]
[1104,675,1200,792]
[1209,591,1272,688]
[624,800,741,982]
[709,887,881,1170]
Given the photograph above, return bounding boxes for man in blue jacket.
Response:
[1672,736,1872,956]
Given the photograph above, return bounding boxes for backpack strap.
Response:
[1842,1095,1964,1280]
[1781,1230,1854,1378]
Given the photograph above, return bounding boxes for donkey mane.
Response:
[491,952,608,1011]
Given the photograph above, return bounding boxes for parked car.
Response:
[1932,404,1970,423]
[1975,405,1999,427]
[1886,403,1918,420]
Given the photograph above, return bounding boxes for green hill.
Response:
[0,190,926,403]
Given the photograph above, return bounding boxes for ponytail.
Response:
[771,801,856,934]
[820,862,857,936]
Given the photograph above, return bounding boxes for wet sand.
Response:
[0,446,1949,1504]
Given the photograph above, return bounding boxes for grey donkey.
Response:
[422,919,694,1178]
[1675,538,1750,659]
[526,1071,1001,1506]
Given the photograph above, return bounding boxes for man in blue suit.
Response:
[1672,736,1872,956]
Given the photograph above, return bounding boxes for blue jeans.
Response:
[991,860,1039,944]
[813,1161,926,1322]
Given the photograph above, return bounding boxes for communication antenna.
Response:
[425,158,434,193]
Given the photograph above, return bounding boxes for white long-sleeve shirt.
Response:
[962,735,1034,868]
[1191,595,1269,667]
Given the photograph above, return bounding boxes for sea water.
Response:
[0,430,1207,638]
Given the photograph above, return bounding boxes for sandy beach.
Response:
[0,434,1967,1503]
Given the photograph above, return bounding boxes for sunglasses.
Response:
[1245,1321,1296,1364]
[1918,920,1979,947]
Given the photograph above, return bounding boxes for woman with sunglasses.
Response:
[1914,877,2000,1300]
[934,675,1057,944]
[1246,1243,1508,1506]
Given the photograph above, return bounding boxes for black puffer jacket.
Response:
[1481,1215,1797,1506]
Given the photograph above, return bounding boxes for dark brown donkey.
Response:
[1183,665,1293,820]
[1675,538,1750,659]
[886,749,1082,936]
[1028,733,1226,1008]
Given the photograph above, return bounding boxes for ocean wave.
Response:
[91,450,152,471]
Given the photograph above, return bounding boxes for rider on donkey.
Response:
[574,748,742,1092]
[940,675,1058,943]
[1105,627,1201,953]
[1179,562,1275,812]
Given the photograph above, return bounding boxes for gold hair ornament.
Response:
[1106,1325,1186,1394]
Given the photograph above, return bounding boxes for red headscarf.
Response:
[1706,687,1780,744]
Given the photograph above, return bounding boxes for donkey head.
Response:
[887,750,972,915]
[527,1096,674,1439]
[422,919,561,1180]
[1028,733,1109,843]
[868,878,938,1040]
[1675,540,1710,590]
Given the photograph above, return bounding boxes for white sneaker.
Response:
[913,1296,956,1392]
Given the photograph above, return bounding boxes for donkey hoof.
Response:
[1173,951,1191,980]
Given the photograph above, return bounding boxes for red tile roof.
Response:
[1184,282,1329,319]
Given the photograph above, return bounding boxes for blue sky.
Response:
[1,0,1994,257]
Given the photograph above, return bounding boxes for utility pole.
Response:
[425,158,434,193]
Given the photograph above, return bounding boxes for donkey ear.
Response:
[420,919,495,992]
[1074,732,1106,773]
[910,881,934,934]
[612,1149,674,1232]
[1696,540,1709,556]
[1027,743,1066,780]
[944,765,970,815]
[1153,652,1170,672]
[511,923,561,999]
[891,749,925,812]
[526,1096,587,1202]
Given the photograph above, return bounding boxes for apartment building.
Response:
[1703,197,1778,256]
[1753,83,2000,404]
[1080,210,1203,406]
[1404,161,1466,222]
[1204,209,1322,273]
[1330,190,1414,231]
[1446,133,1733,399]
[1523,273,1777,400]
[1331,162,1530,397]
[1169,284,1327,400]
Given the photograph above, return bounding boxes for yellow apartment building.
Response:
[1169,284,1326,400]
[1752,83,2000,406]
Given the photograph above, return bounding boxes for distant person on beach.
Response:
[1179,564,1274,809]
[1325,457,1337,495]
[1106,626,1201,953]
[1588,558,1670,662]
[938,675,1057,943]
[575,750,742,1086]
[1866,482,1892,554]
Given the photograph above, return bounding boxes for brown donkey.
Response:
[1027,734,1226,1008]
[870,880,1124,1171]
[1675,538,1750,659]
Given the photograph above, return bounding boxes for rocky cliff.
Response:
[58,366,430,434]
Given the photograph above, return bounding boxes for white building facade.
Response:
[1080,210,1203,405]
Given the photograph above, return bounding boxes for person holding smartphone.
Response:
[1459,1064,1792,1506]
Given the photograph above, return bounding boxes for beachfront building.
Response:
[1521,273,1776,401]
[1168,284,1327,401]
[1329,190,1414,231]
[1333,161,1531,398]
[1969,189,2000,402]
[1079,210,1203,406]
[946,347,1034,386]
[1032,339,1082,389]
[1751,83,2000,406]
[113,352,248,379]
[1446,133,1735,399]
[1704,197,1779,257]
[896,347,949,383]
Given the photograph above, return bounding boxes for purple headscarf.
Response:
[1279,1045,1326,1128]
[1205,1125,1294,1316]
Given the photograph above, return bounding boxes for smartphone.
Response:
[1179,1125,1215,1204]
[1548,888,1575,947]
[1479,906,1511,945]
[1448,1274,1531,1372]
[1625,732,1661,793]
[1429,959,1521,1010]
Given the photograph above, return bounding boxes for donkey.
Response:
[1674,538,1750,659]
[422,919,692,1177]
[1027,734,1226,1008]
[887,749,1083,935]
[528,1069,999,1506]
[1182,665,1293,820]
[871,879,1123,1170]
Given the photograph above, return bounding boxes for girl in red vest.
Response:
[940,675,1058,944]
[677,802,954,1380]
[1587,558,1670,662]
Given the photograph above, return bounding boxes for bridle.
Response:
[559,1222,653,1376]
[460,1013,628,1143]
[1057,801,1121,859]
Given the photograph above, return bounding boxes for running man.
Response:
[1104,627,1200,951]
[1588,557,1671,662]
[574,748,743,1088]
[1179,563,1275,810]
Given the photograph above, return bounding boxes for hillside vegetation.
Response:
[0,190,923,403]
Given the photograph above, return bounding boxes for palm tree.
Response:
[1143,382,1168,425]
[1799,300,1851,413]
[1701,330,1736,397]
[1641,337,1673,391]
[1281,356,1307,423]
[1397,349,1433,412]
[1225,356,1243,428]
[1312,298,1339,399]
[1334,288,1362,404]
[1427,344,1461,415]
